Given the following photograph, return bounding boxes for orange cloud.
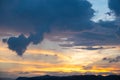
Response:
[1,58,119,75]
[0,56,120,76]
[0,45,120,76]
[0,57,52,67]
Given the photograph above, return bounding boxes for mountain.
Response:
[16,75,120,80]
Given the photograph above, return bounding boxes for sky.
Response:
[0,0,120,79]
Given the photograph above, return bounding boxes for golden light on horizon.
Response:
[0,44,120,77]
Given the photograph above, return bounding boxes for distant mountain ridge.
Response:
[16,75,120,80]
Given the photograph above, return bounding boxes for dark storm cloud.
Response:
[108,0,120,16]
[0,0,95,56]
[7,34,30,56]
[0,0,94,31]
[6,31,44,56]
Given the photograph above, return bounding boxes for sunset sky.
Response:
[0,0,120,78]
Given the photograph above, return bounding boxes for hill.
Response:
[16,75,120,80]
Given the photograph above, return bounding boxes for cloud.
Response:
[4,30,46,56]
[19,72,29,75]
[98,20,118,29]
[79,46,104,50]
[98,20,120,39]
[59,44,107,50]
[26,49,71,62]
[108,0,120,37]
[93,0,120,39]
[7,34,30,56]
[0,0,95,56]
[116,28,120,38]
[103,56,120,63]
[108,0,120,16]
[0,45,71,63]
[0,57,52,66]
[62,31,120,46]
[75,46,116,50]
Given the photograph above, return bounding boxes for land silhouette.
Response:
[16,75,120,80]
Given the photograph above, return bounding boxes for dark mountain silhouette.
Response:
[16,75,120,80]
